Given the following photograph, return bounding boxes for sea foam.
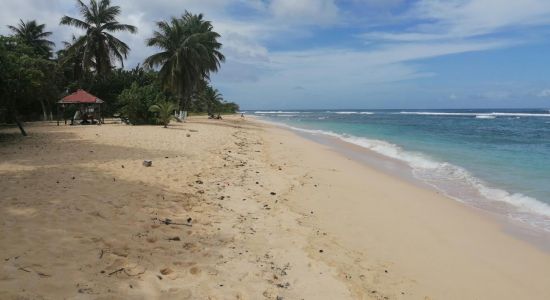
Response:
[331,111,374,115]
[254,111,301,114]
[260,119,550,232]
[398,112,550,117]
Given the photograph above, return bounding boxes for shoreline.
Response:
[254,116,550,250]
[1,117,550,299]
[255,117,550,298]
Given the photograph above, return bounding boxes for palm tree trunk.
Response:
[177,85,186,111]
[39,98,48,121]
[8,107,27,136]
[14,116,27,136]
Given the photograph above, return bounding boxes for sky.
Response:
[2,0,550,109]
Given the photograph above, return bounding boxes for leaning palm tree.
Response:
[199,85,224,115]
[8,19,55,58]
[60,0,137,75]
[149,101,177,128]
[144,11,225,110]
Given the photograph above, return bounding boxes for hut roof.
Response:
[58,89,104,104]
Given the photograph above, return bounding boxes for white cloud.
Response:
[478,90,511,100]
[268,0,339,24]
[537,89,550,97]
[2,0,550,109]
[364,0,550,42]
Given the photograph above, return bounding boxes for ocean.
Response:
[250,109,550,234]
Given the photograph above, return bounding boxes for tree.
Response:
[7,19,55,58]
[57,35,85,82]
[118,82,166,125]
[60,0,137,75]
[149,101,177,128]
[198,85,223,114]
[0,36,48,135]
[144,11,225,111]
[85,65,158,115]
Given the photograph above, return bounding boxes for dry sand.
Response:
[1,116,549,299]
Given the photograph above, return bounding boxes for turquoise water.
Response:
[251,109,550,232]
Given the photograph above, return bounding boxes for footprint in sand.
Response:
[189,266,201,275]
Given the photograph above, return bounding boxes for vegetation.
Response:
[0,0,239,135]
[194,83,238,114]
[149,101,177,128]
[144,12,225,110]
[117,82,166,125]
[0,36,62,135]
[60,0,137,75]
[8,19,55,58]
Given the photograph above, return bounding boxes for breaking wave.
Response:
[398,112,550,117]
[260,119,550,232]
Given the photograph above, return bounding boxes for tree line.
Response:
[0,0,239,134]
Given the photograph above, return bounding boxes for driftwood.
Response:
[108,268,125,276]
[160,218,192,226]
[152,217,192,227]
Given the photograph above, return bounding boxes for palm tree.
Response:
[8,19,55,58]
[149,101,177,128]
[199,85,223,115]
[144,11,225,110]
[60,0,137,75]
[57,35,85,81]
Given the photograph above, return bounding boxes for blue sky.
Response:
[2,0,550,109]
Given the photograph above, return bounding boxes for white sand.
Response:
[0,117,549,299]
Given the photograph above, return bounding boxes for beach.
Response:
[1,116,550,299]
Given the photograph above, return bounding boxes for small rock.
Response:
[186,134,191,137]
[121,165,125,168]
[195,180,203,184]
[143,160,152,167]
[270,192,276,195]
[187,217,192,223]
[319,249,324,253]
